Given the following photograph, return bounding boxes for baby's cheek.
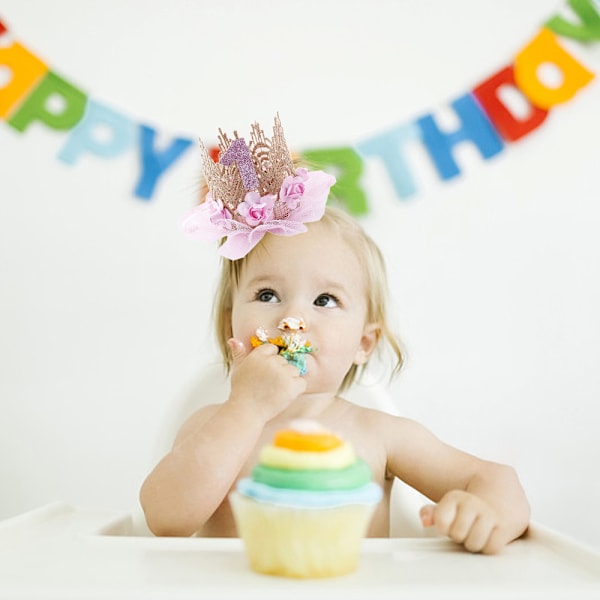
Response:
[229,314,255,342]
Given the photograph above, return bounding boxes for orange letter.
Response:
[514,27,594,109]
[0,41,48,119]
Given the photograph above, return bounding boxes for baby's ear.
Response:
[353,322,381,365]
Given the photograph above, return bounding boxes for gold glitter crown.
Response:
[200,114,296,213]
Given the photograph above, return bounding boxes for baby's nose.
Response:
[277,317,306,332]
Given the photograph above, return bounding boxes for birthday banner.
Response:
[1,0,599,215]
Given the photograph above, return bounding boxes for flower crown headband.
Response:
[181,115,336,260]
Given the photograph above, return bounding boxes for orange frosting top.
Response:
[273,430,344,452]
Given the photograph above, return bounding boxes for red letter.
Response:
[473,65,548,142]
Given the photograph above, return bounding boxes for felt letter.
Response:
[417,93,504,180]
[58,100,136,164]
[0,41,48,119]
[134,125,193,200]
[8,71,87,132]
[473,65,548,142]
[356,122,422,200]
[300,146,368,215]
[514,28,594,109]
[545,0,600,42]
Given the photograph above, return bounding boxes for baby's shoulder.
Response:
[337,398,404,429]
[341,400,431,440]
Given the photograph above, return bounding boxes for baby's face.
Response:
[230,222,377,394]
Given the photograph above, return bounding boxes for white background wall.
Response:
[1,0,599,550]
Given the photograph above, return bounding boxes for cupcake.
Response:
[229,419,382,578]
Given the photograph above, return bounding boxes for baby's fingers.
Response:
[227,338,248,364]
[419,491,460,538]
[471,522,505,555]
[421,491,504,554]
[419,504,435,528]
[461,516,498,554]
[447,503,479,545]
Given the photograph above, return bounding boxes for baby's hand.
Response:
[227,338,307,421]
[419,490,506,554]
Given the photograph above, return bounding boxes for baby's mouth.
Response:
[250,326,315,376]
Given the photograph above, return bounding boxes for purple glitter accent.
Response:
[219,138,259,191]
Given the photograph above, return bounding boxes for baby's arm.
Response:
[139,339,306,536]
[385,417,530,554]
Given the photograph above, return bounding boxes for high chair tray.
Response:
[1,502,599,599]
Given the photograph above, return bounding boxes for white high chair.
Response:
[6,361,600,597]
[142,360,430,538]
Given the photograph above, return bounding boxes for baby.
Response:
[140,117,530,553]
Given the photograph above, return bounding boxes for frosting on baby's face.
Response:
[250,322,314,375]
[277,317,305,331]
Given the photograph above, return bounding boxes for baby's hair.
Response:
[212,205,404,391]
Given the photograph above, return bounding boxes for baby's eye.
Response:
[256,289,279,303]
[314,293,339,308]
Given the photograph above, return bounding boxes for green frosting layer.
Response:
[251,459,372,491]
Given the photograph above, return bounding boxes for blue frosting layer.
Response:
[235,478,383,508]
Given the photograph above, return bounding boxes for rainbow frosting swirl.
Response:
[236,420,382,508]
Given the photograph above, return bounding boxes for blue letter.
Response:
[58,99,135,164]
[417,93,504,180]
[356,121,422,199]
[135,125,193,200]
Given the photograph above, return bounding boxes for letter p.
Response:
[58,100,136,164]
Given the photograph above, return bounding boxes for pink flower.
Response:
[280,168,309,209]
[236,191,276,226]
[180,194,235,242]
[206,194,232,224]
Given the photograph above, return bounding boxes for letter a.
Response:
[514,28,594,109]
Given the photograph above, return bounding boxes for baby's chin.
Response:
[299,371,342,398]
